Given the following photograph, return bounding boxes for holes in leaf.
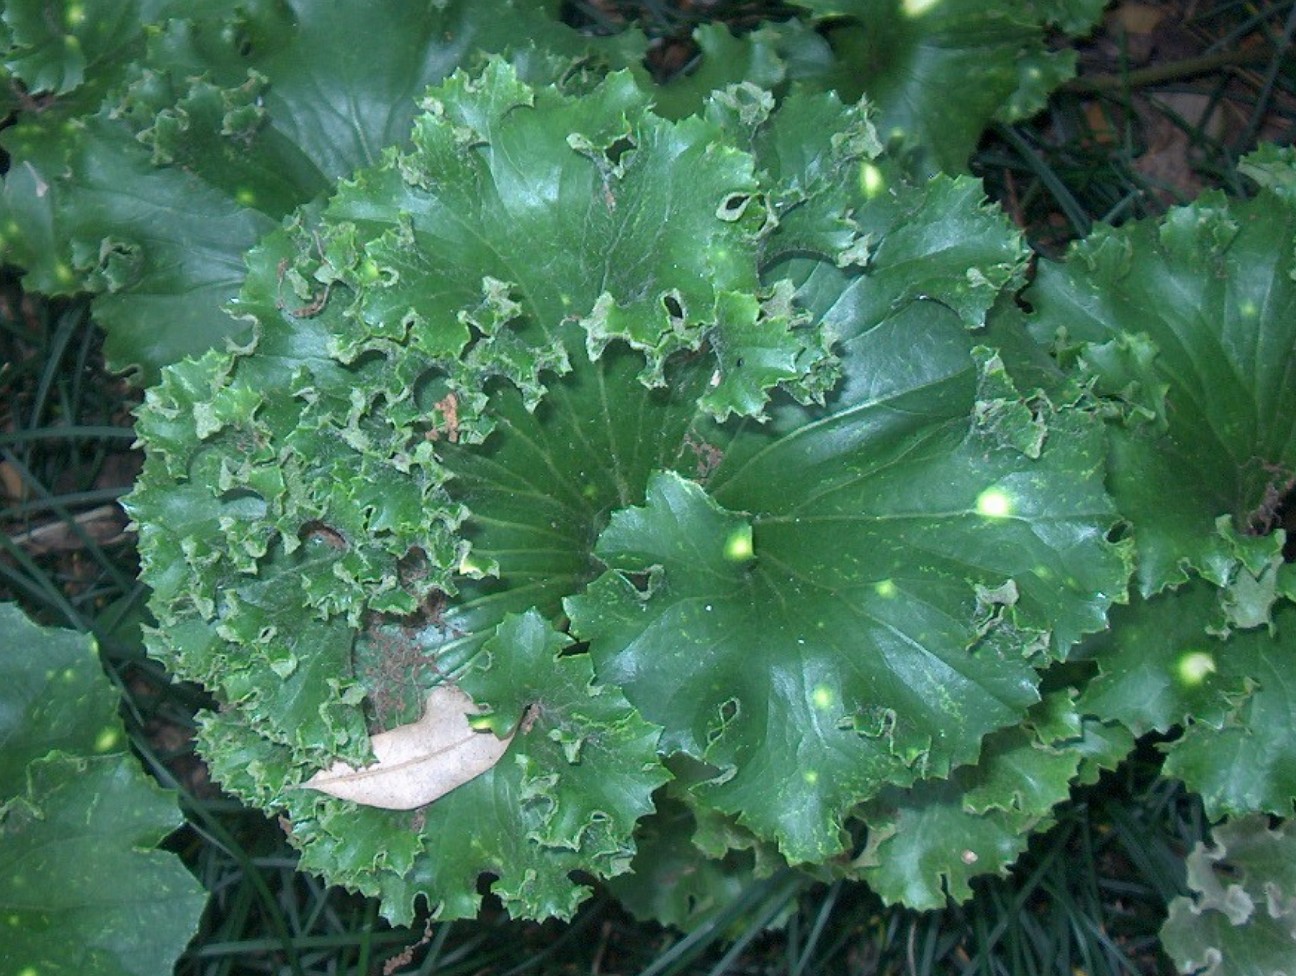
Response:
[558,639,588,659]
[626,571,653,594]
[604,135,635,167]
[718,697,740,724]
[396,546,429,587]
[300,520,348,551]
[1279,484,1296,562]
[707,697,741,745]
[230,27,254,58]
[643,35,701,85]
[413,370,451,411]
[716,193,752,222]
[661,291,685,325]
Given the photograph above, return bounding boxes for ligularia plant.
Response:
[125,60,1135,922]
[6,0,1295,964]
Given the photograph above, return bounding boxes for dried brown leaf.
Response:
[303,684,513,809]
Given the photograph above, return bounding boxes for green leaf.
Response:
[645,22,796,120]
[790,0,1100,172]
[607,788,789,930]
[0,603,124,787]
[1,0,145,100]
[852,779,1037,909]
[0,604,206,976]
[1161,610,1296,820]
[0,0,601,383]
[850,690,1121,907]
[1076,583,1250,738]
[201,611,666,925]
[1078,584,1296,820]
[1239,143,1296,204]
[1161,816,1296,976]
[589,1,1099,174]
[609,801,761,929]
[1,754,207,976]
[569,311,1126,863]
[1023,182,1296,599]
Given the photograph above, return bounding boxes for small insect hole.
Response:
[604,135,635,167]
[718,193,751,220]
[396,547,430,587]
[719,697,740,724]
[1105,521,1131,545]
[626,571,653,594]
[662,293,684,321]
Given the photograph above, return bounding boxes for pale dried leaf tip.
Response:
[303,685,513,809]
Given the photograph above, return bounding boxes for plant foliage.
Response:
[0,604,206,976]
[3,0,1294,958]
[122,58,1141,923]
[1161,815,1296,976]
[0,0,1104,384]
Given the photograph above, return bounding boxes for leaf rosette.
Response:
[128,61,1128,922]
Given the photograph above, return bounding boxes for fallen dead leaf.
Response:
[302,684,513,810]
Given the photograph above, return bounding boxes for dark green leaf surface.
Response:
[1077,583,1250,738]
[1161,607,1296,819]
[0,0,596,383]
[0,603,123,788]
[0,605,205,976]
[789,0,1099,172]
[590,1,1100,174]
[1024,184,1296,599]
[201,611,666,924]
[608,793,779,929]
[849,693,1093,909]
[853,783,1035,910]
[0,754,206,976]
[1077,584,1296,820]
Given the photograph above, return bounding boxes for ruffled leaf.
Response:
[1024,175,1296,600]
[0,0,602,383]
[1161,816,1296,976]
[201,610,667,925]
[568,321,1126,863]
[789,0,1101,172]
[1077,583,1296,820]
